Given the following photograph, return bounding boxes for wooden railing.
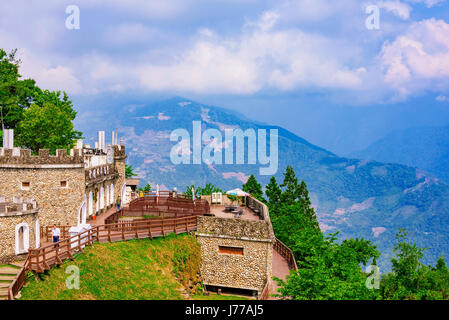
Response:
[105,195,210,224]
[41,225,72,242]
[8,215,198,299]
[131,190,193,199]
[8,255,30,300]
[274,237,298,271]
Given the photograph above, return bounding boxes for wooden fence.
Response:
[8,255,30,300]
[105,196,210,224]
[8,215,198,300]
[41,225,72,242]
[274,237,298,271]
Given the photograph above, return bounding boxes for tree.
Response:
[184,185,201,198]
[0,49,36,134]
[125,164,137,178]
[198,183,222,195]
[280,165,300,204]
[15,89,82,153]
[265,176,282,206]
[242,174,264,201]
[137,183,152,192]
[0,48,82,152]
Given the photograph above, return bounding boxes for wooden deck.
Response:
[209,206,261,221]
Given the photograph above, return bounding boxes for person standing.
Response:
[116,195,121,211]
[52,224,60,248]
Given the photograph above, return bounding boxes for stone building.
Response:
[195,197,274,297]
[0,130,127,259]
[0,197,39,262]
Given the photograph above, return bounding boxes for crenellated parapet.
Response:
[0,196,39,217]
[0,148,84,167]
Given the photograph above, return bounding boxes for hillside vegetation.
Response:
[20,234,203,300]
[350,126,449,184]
[245,167,449,300]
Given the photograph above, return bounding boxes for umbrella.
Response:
[226,188,249,197]
[156,184,159,197]
[192,186,196,201]
[226,188,249,206]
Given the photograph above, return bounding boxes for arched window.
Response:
[15,223,30,255]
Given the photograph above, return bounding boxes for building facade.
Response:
[196,215,273,297]
[0,130,127,261]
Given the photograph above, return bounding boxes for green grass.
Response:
[20,234,202,300]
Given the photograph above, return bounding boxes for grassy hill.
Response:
[20,234,206,300]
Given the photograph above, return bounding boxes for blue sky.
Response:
[1,0,449,153]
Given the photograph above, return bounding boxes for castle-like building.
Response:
[0,129,127,262]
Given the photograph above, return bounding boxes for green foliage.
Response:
[0,48,82,152]
[380,229,449,300]
[15,90,83,153]
[265,176,282,206]
[198,183,223,195]
[270,166,380,300]
[125,164,137,178]
[183,183,222,197]
[0,49,36,131]
[137,183,152,192]
[242,174,264,202]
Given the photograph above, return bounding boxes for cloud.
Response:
[245,10,280,31]
[405,0,445,8]
[138,11,364,94]
[103,23,158,46]
[380,18,449,98]
[377,1,412,20]
[1,0,447,103]
[436,95,449,102]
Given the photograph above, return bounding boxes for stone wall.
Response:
[196,216,273,295]
[0,197,39,262]
[0,166,85,227]
[113,145,127,204]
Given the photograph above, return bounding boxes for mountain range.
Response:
[350,126,449,184]
[78,97,449,271]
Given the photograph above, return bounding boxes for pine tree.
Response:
[265,176,282,206]
[242,174,264,202]
[280,165,300,204]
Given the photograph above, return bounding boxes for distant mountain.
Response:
[350,126,449,184]
[80,97,449,271]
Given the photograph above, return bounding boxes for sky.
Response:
[1,0,449,154]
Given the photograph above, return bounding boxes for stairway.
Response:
[0,263,22,300]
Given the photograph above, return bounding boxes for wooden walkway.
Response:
[29,216,198,274]
[7,214,198,299]
[268,249,291,299]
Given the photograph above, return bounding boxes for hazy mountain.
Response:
[350,126,449,184]
[80,97,449,271]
